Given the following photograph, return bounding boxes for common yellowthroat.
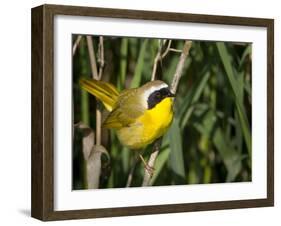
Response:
[79,79,175,150]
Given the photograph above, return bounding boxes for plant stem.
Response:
[82,36,106,189]
[97,37,105,145]
[80,37,90,125]
[73,35,82,56]
[98,36,105,79]
[86,36,99,80]
[170,41,192,93]
[151,40,172,81]
[86,36,103,146]
[142,138,162,186]
[142,40,192,186]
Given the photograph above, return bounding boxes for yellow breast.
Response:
[138,97,173,145]
[116,97,173,149]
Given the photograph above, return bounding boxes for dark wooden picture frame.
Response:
[31,4,274,221]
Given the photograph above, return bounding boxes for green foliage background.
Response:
[72,35,252,189]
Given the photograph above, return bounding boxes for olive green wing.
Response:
[102,89,145,129]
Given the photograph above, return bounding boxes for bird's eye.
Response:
[155,92,161,99]
[147,90,164,109]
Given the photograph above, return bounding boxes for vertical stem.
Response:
[141,138,162,186]
[80,37,90,125]
[170,41,193,93]
[73,35,82,56]
[86,36,102,145]
[151,40,172,81]
[142,40,192,186]
[78,37,91,187]
[98,36,105,79]
[86,36,99,80]
[151,52,161,81]
[95,106,102,145]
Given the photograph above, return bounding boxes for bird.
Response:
[80,78,175,172]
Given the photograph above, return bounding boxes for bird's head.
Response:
[140,80,175,110]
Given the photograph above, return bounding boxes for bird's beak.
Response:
[168,90,175,97]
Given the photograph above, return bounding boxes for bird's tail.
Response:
[79,78,119,112]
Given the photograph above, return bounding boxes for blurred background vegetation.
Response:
[72,35,252,189]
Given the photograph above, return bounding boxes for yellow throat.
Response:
[117,97,174,149]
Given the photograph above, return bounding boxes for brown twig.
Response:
[151,40,183,81]
[170,41,192,94]
[86,36,102,145]
[141,138,162,186]
[98,36,105,79]
[161,40,172,58]
[151,56,160,81]
[81,36,107,189]
[151,40,171,81]
[86,36,99,80]
[97,37,105,145]
[169,48,182,53]
[142,40,192,186]
[73,35,82,56]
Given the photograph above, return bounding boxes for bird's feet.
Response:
[139,154,155,177]
[144,164,155,177]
